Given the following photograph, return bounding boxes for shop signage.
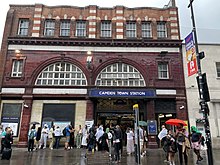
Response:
[147,120,157,135]
[185,32,198,77]
[89,89,155,98]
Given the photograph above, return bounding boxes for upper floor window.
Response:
[18,19,29,36]
[142,22,152,38]
[60,21,70,36]
[158,62,169,79]
[157,22,167,38]
[126,22,136,38]
[216,62,220,78]
[44,20,55,36]
[35,62,87,86]
[76,21,86,37]
[11,60,23,77]
[95,63,145,87]
[101,21,112,38]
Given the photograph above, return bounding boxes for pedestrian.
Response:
[1,127,13,160]
[95,125,104,151]
[100,128,109,152]
[106,127,113,156]
[126,127,134,155]
[76,125,82,149]
[35,127,41,150]
[190,126,203,164]
[28,125,36,152]
[54,126,61,149]
[87,126,96,152]
[39,124,49,149]
[113,127,121,163]
[69,125,75,149]
[158,125,168,162]
[81,125,88,148]
[167,129,177,165]
[0,125,2,153]
[176,125,189,165]
[0,127,9,154]
[48,125,55,150]
[64,124,72,150]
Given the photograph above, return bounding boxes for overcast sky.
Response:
[0,0,220,48]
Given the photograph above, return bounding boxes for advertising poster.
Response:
[147,120,157,135]
[185,32,198,77]
[53,121,71,136]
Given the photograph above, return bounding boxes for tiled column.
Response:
[146,100,158,148]
[115,6,124,39]
[31,4,43,37]
[88,6,97,38]
[176,97,188,120]
[169,9,180,40]
[86,99,94,120]
[17,95,33,147]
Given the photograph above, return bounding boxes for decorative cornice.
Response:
[8,37,182,48]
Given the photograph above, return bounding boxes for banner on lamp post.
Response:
[185,32,198,77]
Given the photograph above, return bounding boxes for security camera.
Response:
[179,105,184,110]
[24,104,29,108]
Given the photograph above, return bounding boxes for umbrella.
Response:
[165,118,187,126]
[30,121,40,125]
[139,121,148,126]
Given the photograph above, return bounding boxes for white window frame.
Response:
[76,21,86,37]
[35,62,87,86]
[142,22,152,38]
[18,19,29,36]
[158,62,169,79]
[157,22,167,38]
[11,60,23,77]
[126,22,136,38]
[44,20,55,36]
[95,63,145,87]
[60,21,70,36]
[216,62,220,78]
[101,21,112,37]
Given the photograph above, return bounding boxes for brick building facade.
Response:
[0,0,188,148]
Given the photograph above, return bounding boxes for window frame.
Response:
[216,62,220,78]
[44,20,55,36]
[158,62,169,79]
[157,22,167,38]
[126,22,137,38]
[60,20,71,37]
[101,21,112,38]
[141,22,152,38]
[18,19,29,36]
[11,59,24,77]
[75,21,86,37]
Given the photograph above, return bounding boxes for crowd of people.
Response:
[158,124,205,165]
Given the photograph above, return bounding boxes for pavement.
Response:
[0,147,219,165]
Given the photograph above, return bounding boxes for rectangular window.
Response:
[158,62,169,79]
[126,22,136,38]
[18,19,29,36]
[44,20,55,36]
[216,62,220,78]
[142,22,152,38]
[157,22,167,38]
[101,21,111,37]
[60,21,70,36]
[11,60,23,77]
[76,21,86,37]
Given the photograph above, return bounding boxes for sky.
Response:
[0,0,220,48]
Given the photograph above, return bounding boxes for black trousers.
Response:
[28,139,34,151]
[177,144,188,165]
[114,142,120,161]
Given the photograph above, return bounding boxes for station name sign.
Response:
[89,89,155,98]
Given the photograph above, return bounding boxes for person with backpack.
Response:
[64,125,72,150]
[28,125,36,152]
[167,129,177,165]
[190,126,203,164]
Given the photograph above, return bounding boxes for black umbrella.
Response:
[30,121,40,125]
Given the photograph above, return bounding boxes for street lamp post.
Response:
[188,0,213,164]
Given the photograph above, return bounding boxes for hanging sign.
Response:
[185,32,198,76]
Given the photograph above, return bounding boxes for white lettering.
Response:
[130,92,145,96]
[99,91,116,95]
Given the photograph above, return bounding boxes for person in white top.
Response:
[48,125,55,150]
[126,127,134,155]
[81,125,88,148]
[39,124,49,149]
[54,126,61,149]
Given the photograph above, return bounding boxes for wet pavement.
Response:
[0,147,220,165]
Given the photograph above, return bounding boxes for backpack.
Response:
[62,128,66,136]
[29,130,35,139]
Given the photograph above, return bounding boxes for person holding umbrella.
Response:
[158,125,168,163]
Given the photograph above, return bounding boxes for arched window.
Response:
[35,62,87,86]
[95,63,145,86]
